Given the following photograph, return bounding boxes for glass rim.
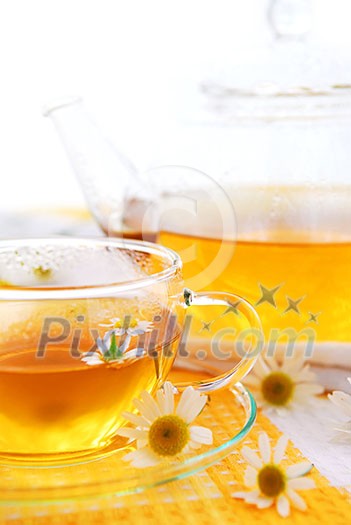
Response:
[0,237,182,300]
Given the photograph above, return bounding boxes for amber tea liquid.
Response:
[0,320,180,461]
[160,231,351,343]
[158,186,351,345]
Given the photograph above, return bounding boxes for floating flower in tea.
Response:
[81,318,153,366]
[100,317,153,336]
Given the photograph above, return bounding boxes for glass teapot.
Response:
[43,5,351,377]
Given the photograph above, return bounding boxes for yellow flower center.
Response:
[33,266,52,280]
[258,465,286,497]
[148,415,190,456]
[113,318,138,329]
[261,371,294,406]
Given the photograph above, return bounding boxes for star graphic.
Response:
[283,296,305,315]
[255,284,282,308]
[222,300,242,317]
[200,320,214,333]
[307,311,321,324]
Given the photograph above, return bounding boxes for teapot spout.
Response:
[43,97,142,236]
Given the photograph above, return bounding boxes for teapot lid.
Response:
[200,0,351,120]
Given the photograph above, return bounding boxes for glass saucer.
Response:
[0,366,256,506]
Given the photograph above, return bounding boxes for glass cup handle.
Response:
[173,289,264,393]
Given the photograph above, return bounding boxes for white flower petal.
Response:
[111,328,126,337]
[295,382,324,399]
[121,411,150,428]
[189,425,213,445]
[163,381,175,414]
[274,434,289,464]
[182,395,208,423]
[244,465,258,487]
[244,490,261,504]
[140,391,162,419]
[282,355,304,375]
[275,407,290,417]
[253,357,272,378]
[295,365,318,383]
[176,386,197,419]
[241,447,263,469]
[129,320,153,335]
[187,440,202,450]
[129,329,144,335]
[288,477,315,490]
[81,354,104,365]
[333,421,351,434]
[256,497,274,509]
[133,398,156,423]
[123,447,160,467]
[276,494,290,518]
[176,387,207,423]
[232,491,251,500]
[286,462,313,479]
[263,356,279,372]
[328,391,351,417]
[286,488,307,511]
[232,489,260,501]
[258,432,271,463]
[116,428,148,440]
[155,389,167,414]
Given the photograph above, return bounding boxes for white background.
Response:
[1,0,351,212]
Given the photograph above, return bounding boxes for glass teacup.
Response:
[0,238,262,465]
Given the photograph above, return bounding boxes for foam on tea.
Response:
[0,241,149,288]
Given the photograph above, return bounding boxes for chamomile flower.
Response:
[100,317,153,336]
[233,432,315,518]
[117,382,213,467]
[244,352,324,415]
[81,317,153,366]
[81,330,142,366]
[328,377,351,441]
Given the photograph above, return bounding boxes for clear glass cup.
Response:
[0,237,262,465]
